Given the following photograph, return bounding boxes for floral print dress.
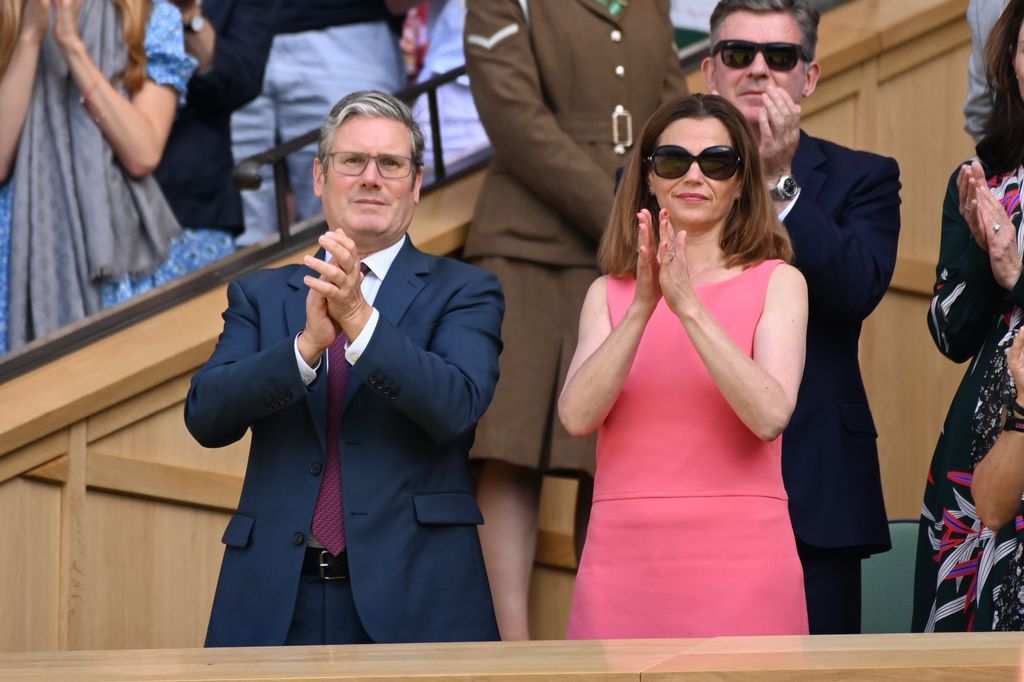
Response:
[914,162,1024,631]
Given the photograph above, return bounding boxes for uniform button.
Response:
[610,29,622,42]
[615,65,625,78]
[310,462,322,475]
[292,532,305,545]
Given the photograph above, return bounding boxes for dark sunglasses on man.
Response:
[712,40,810,72]
[647,145,742,181]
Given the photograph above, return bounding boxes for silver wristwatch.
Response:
[186,13,206,33]
[769,175,799,201]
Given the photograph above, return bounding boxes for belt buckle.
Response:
[319,550,346,581]
[612,105,633,155]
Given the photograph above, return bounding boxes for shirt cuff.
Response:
[1007,268,1024,308]
[295,333,320,386]
[345,308,379,365]
[777,188,801,221]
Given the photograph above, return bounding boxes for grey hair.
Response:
[316,90,425,176]
[709,0,820,61]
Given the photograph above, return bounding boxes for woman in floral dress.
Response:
[914,0,1024,632]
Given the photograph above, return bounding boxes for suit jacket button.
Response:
[292,532,305,545]
[310,462,322,475]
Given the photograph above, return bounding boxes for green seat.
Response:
[861,519,919,633]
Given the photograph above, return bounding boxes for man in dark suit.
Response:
[702,0,901,634]
[155,0,278,235]
[185,90,504,646]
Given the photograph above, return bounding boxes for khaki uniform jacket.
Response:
[464,0,688,267]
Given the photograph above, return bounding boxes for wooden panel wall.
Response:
[0,0,975,652]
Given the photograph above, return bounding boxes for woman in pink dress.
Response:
[559,94,809,639]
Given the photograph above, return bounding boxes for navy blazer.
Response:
[782,132,901,554]
[154,0,278,231]
[185,239,504,646]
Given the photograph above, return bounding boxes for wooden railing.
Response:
[1,632,1022,680]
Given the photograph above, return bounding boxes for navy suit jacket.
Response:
[185,239,504,646]
[154,0,277,231]
[782,132,901,554]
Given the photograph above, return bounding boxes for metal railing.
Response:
[0,66,490,384]
[231,66,476,245]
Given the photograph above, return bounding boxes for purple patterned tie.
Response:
[311,331,350,555]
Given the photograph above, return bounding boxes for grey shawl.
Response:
[8,0,181,350]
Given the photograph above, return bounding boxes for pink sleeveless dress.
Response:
[566,260,808,639]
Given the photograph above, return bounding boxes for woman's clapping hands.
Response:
[961,160,1022,290]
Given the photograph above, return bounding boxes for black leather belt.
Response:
[302,547,348,580]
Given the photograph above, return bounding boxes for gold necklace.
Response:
[688,256,721,280]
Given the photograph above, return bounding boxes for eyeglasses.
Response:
[326,151,416,179]
[647,145,742,181]
[712,40,810,72]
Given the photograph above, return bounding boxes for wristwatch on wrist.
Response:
[185,13,206,33]
[769,175,799,201]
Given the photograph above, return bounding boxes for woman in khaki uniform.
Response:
[464,0,688,639]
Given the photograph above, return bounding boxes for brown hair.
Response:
[0,0,20,75]
[977,0,1024,173]
[0,0,153,95]
[598,94,792,277]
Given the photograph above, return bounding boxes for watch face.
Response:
[188,14,205,32]
[773,176,798,199]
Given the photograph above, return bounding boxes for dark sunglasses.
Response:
[712,40,810,72]
[647,145,742,181]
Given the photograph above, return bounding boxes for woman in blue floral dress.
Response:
[0,0,232,355]
[914,0,1024,632]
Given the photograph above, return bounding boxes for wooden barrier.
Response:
[0,633,1021,681]
[0,0,979,653]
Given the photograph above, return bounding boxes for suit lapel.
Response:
[341,238,431,410]
[792,131,827,204]
[287,256,329,453]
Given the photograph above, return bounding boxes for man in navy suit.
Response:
[702,0,901,634]
[185,90,503,646]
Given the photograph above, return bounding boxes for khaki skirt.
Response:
[469,257,598,476]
